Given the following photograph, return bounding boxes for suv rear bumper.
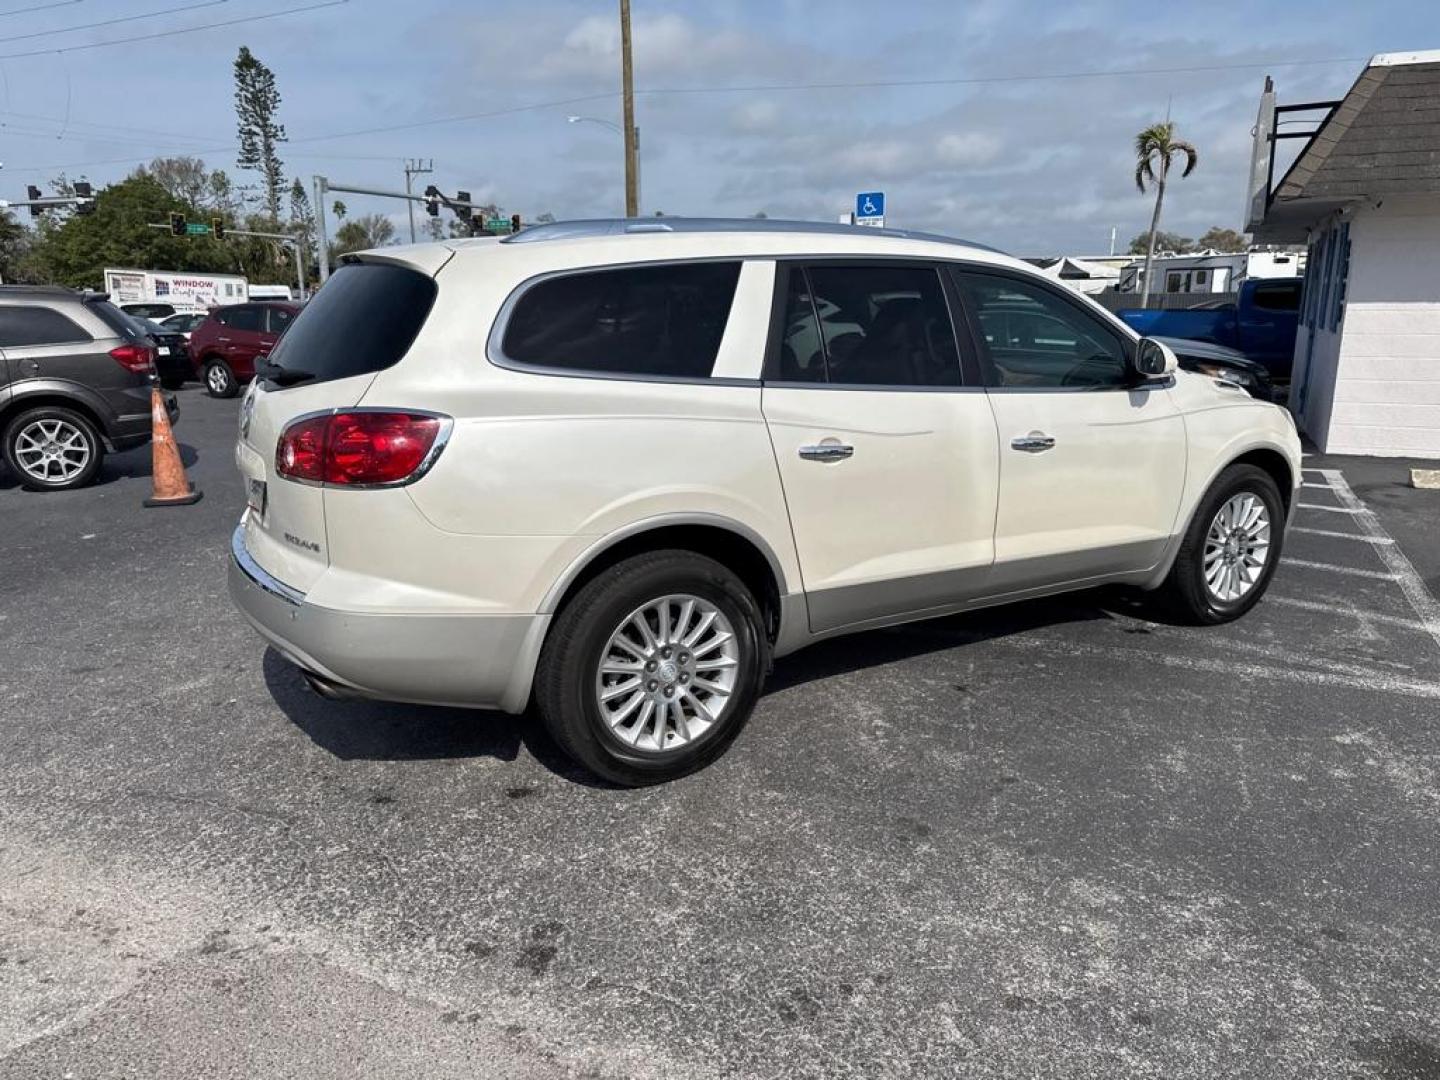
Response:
[228,523,549,713]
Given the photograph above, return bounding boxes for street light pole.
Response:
[620,0,639,218]
[567,115,640,216]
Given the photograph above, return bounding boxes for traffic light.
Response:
[169,212,186,236]
[423,184,440,218]
[510,213,521,234]
[73,181,95,216]
[211,217,225,241]
[453,191,470,218]
[26,185,42,218]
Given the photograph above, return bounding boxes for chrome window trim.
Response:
[231,522,305,606]
[269,405,455,490]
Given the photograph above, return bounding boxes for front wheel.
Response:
[534,550,769,786]
[1161,463,1285,624]
[202,359,238,398]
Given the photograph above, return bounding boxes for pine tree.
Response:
[289,178,318,273]
[234,46,287,225]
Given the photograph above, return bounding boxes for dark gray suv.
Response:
[0,285,178,491]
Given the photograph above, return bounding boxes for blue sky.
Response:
[1,0,1435,254]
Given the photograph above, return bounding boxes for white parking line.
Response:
[1321,468,1440,656]
[1301,482,1334,490]
[1291,526,1393,545]
[1267,596,1434,635]
[1282,558,1399,581]
[1297,502,1363,514]
[993,634,1440,700]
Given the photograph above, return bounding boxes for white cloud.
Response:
[935,132,1002,167]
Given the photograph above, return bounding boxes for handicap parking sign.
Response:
[855,191,885,223]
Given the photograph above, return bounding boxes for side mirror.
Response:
[1135,337,1177,379]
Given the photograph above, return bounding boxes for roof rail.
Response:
[499,216,1004,253]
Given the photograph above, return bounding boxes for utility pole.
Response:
[620,0,638,218]
[403,158,433,243]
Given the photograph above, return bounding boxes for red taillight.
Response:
[109,343,153,374]
[275,412,445,486]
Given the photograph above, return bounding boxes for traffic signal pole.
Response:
[1,194,95,214]
[144,222,309,301]
[311,175,484,284]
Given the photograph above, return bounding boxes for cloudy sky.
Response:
[1,0,1434,254]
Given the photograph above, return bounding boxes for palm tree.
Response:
[1134,121,1198,308]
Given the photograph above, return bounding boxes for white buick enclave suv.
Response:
[229,218,1301,785]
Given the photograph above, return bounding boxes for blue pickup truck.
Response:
[1117,277,1302,379]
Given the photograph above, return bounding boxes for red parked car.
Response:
[189,301,300,398]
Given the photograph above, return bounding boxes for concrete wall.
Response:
[1297,195,1440,457]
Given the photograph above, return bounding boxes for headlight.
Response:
[1195,362,1255,388]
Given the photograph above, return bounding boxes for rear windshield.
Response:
[265,262,437,385]
[88,299,148,341]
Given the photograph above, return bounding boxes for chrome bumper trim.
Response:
[230,521,305,607]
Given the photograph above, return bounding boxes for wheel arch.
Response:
[1227,446,1296,513]
[539,514,790,643]
[0,391,108,443]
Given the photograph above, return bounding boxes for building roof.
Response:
[1272,52,1440,205]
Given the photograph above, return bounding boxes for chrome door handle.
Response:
[799,443,854,462]
[1010,433,1056,453]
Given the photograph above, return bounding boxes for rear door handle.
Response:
[799,443,854,462]
[1010,433,1056,453]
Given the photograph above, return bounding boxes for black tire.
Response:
[202,359,238,398]
[1160,463,1286,624]
[534,550,769,786]
[159,374,186,391]
[2,405,105,492]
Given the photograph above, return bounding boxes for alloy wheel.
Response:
[1204,492,1272,602]
[594,594,740,753]
[207,364,230,395]
[14,418,91,483]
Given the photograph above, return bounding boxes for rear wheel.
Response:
[203,359,237,398]
[2,406,104,491]
[1161,464,1285,624]
[534,550,769,786]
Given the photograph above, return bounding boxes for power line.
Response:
[3,0,227,45]
[1,52,1365,174]
[0,0,347,60]
[636,55,1368,97]
[0,0,82,19]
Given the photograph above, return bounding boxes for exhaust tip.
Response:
[302,670,357,701]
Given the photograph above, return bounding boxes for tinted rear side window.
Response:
[501,262,741,379]
[1252,282,1300,311]
[220,306,263,332]
[0,305,92,347]
[265,263,437,385]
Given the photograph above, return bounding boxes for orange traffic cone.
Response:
[143,386,202,508]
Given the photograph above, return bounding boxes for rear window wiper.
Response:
[257,360,317,387]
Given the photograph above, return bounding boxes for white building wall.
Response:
[1327,195,1440,457]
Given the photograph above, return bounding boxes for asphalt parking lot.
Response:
[3,388,1439,1079]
